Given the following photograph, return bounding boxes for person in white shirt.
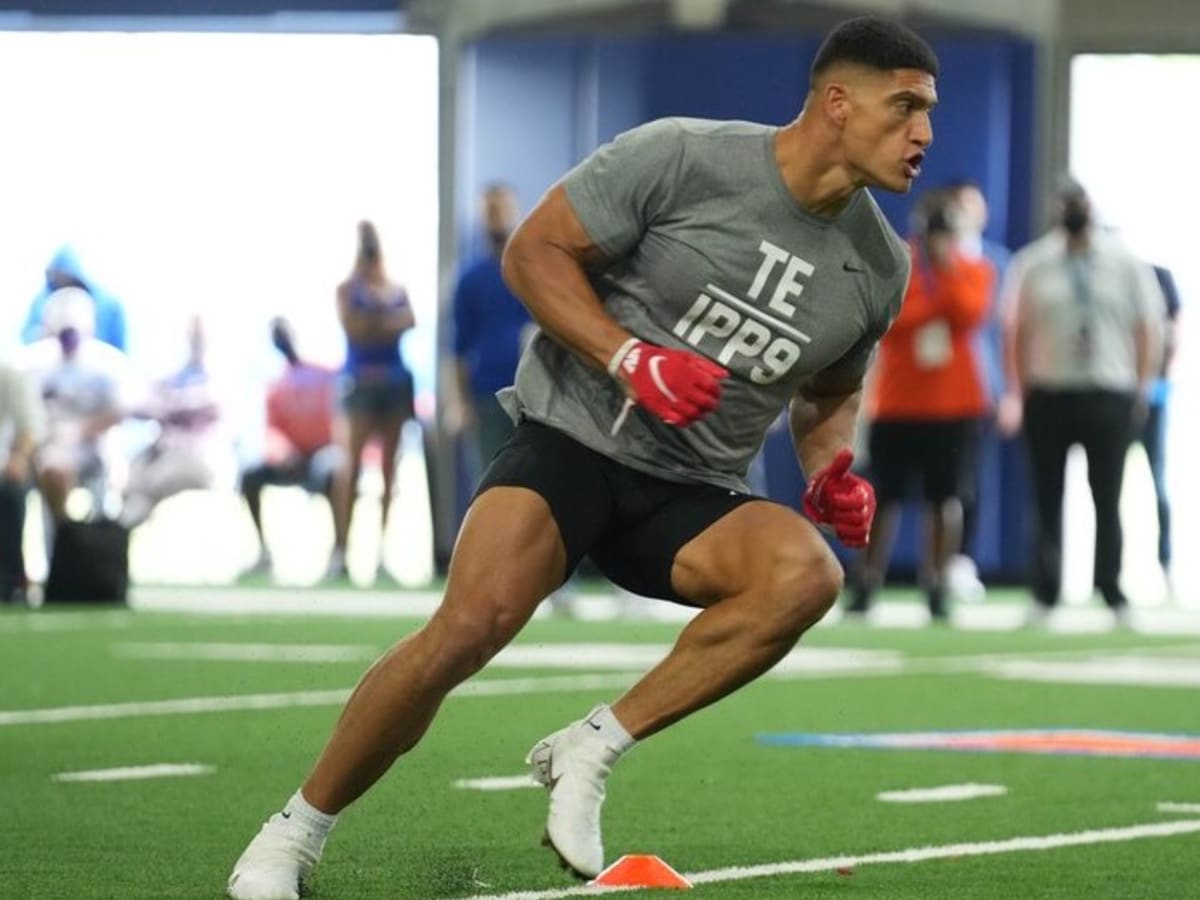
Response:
[999,178,1163,620]
[17,286,136,524]
[0,363,46,604]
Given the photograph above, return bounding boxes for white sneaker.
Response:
[324,548,349,582]
[242,550,273,578]
[945,554,986,604]
[226,813,326,900]
[526,709,621,879]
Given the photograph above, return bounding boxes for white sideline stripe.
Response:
[981,656,1200,688]
[52,763,214,783]
[1159,802,1200,814]
[461,819,1200,900]
[0,689,351,725]
[877,783,1007,803]
[0,673,636,726]
[107,640,901,675]
[114,642,379,663]
[454,775,540,791]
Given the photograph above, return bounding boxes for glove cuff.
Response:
[802,486,824,522]
[606,337,642,378]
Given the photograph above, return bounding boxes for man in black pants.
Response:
[999,179,1163,621]
[0,363,45,604]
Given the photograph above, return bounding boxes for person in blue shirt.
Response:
[1138,264,1180,580]
[22,246,129,352]
[451,183,533,479]
[330,221,416,581]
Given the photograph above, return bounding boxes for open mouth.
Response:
[904,152,925,179]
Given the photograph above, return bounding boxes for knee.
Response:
[755,537,844,633]
[424,597,528,681]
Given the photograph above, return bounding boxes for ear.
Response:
[822,81,852,129]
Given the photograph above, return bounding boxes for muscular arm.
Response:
[501,183,632,370]
[789,377,863,478]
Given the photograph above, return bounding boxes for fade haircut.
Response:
[811,16,939,81]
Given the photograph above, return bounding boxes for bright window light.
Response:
[1070,54,1196,605]
[0,31,439,409]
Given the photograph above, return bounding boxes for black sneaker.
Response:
[927,585,949,622]
[844,586,873,616]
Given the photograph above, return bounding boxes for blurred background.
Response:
[0,0,1195,619]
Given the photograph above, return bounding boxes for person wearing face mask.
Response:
[449,183,535,486]
[239,318,343,578]
[998,178,1164,625]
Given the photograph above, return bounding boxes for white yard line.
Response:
[460,819,1200,900]
[454,775,540,791]
[0,673,638,727]
[876,783,1007,803]
[52,763,214,782]
[113,642,380,663]
[1158,802,1200,814]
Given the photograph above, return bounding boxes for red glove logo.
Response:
[802,448,876,548]
[610,339,728,427]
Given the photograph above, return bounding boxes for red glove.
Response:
[803,448,876,548]
[609,338,728,427]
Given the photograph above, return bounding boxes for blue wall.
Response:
[458,29,1037,579]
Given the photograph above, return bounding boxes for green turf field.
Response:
[2,594,1198,899]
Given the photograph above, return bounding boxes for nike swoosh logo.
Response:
[843,261,864,273]
[588,720,602,731]
[648,355,678,402]
[280,811,291,819]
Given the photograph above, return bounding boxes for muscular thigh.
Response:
[670,500,827,607]
[437,487,568,621]
[589,484,796,607]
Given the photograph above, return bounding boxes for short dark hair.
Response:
[811,16,939,81]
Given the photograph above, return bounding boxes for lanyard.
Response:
[1067,252,1094,362]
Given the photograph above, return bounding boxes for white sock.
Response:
[584,704,636,755]
[282,790,338,837]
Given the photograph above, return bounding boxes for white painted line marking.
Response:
[981,655,1200,687]
[1159,802,1200,814]
[454,775,540,792]
[0,689,352,726]
[877,783,1008,803]
[460,819,1200,900]
[0,673,637,727]
[106,641,899,675]
[53,763,214,783]
[113,642,379,663]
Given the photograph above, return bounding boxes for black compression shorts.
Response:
[473,419,767,604]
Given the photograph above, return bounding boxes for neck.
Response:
[777,112,861,217]
[1065,230,1091,254]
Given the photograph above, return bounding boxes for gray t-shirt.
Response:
[503,117,909,491]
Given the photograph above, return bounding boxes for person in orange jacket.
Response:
[849,190,995,621]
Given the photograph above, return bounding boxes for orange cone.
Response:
[589,854,693,889]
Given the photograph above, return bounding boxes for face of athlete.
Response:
[836,67,936,194]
